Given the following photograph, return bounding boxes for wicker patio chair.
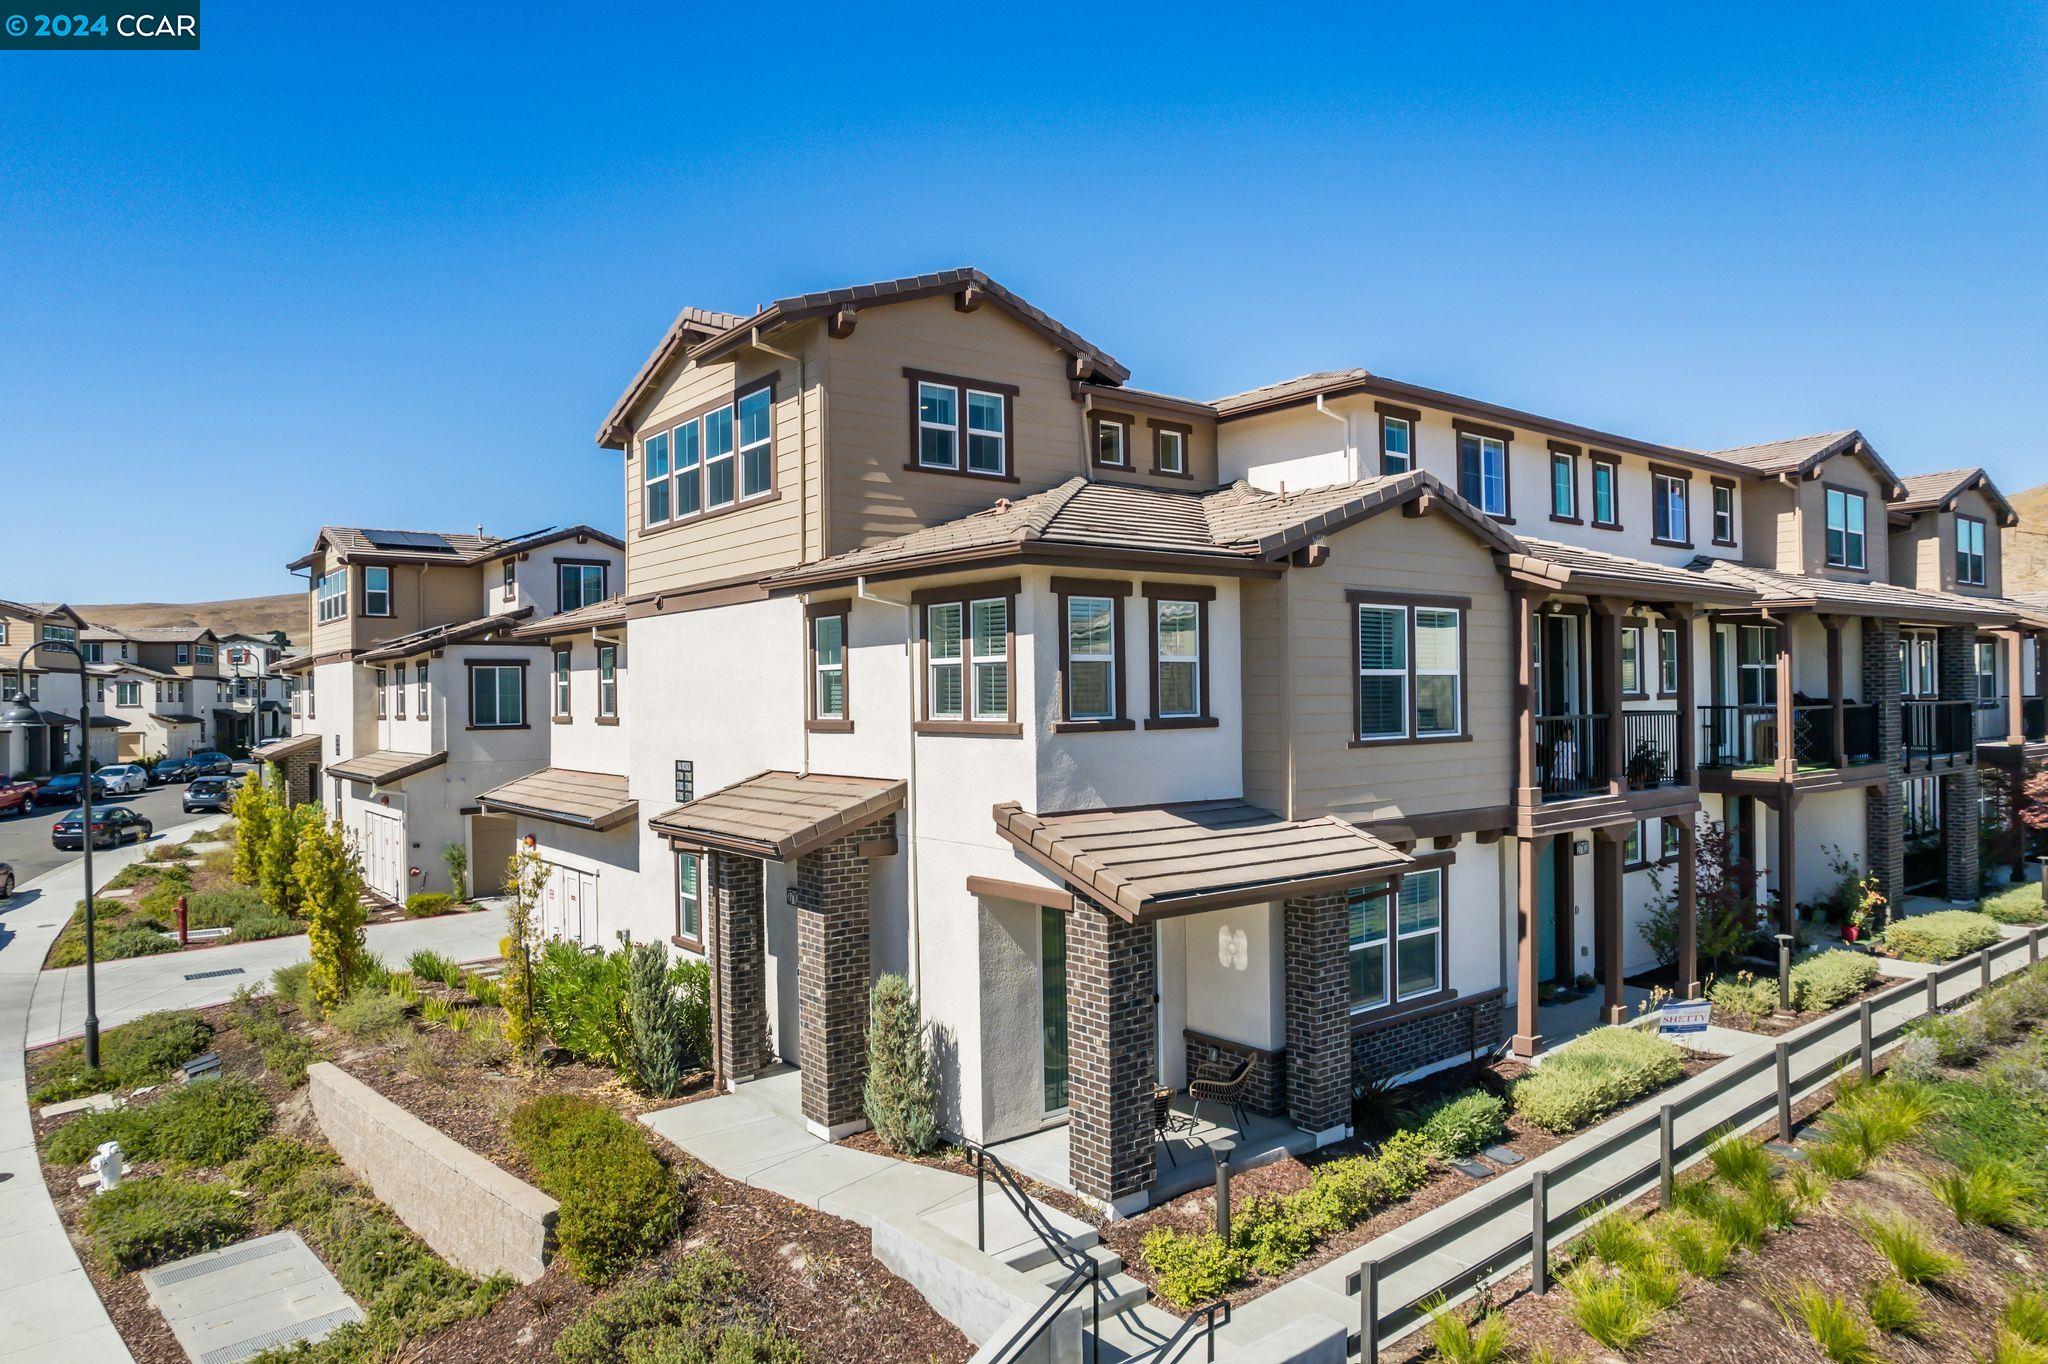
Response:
[1187,1054,1256,1132]
[1152,1085,1198,1164]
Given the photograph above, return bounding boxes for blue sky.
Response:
[4,1,2043,604]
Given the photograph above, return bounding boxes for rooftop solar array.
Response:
[360,529,457,552]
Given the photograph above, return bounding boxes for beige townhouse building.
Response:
[0,599,97,775]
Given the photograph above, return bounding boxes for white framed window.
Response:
[926,602,964,719]
[1380,415,1412,474]
[175,644,190,664]
[1094,418,1127,468]
[394,663,406,719]
[1153,598,1202,719]
[1824,488,1866,569]
[416,661,429,717]
[597,645,617,718]
[673,418,702,518]
[316,570,347,623]
[1458,431,1508,516]
[470,664,524,728]
[918,382,960,469]
[363,566,391,616]
[1591,459,1619,528]
[1737,624,1777,706]
[1659,626,1680,695]
[812,611,846,722]
[1712,481,1736,545]
[1154,426,1187,476]
[117,681,139,707]
[1347,869,1444,1011]
[557,562,606,612]
[502,559,516,601]
[925,595,1009,723]
[1621,624,1643,695]
[970,599,1009,721]
[42,623,75,643]
[374,666,387,718]
[704,404,736,509]
[1064,596,1118,721]
[1979,640,1999,702]
[966,390,1006,474]
[675,851,702,944]
[1414,607,1462,736]
[1356,604,1409,739]
[1956,515,1987,586]
[196,643,215,664]
[552,648,571,718]
[1653,472,1690,545]
[643,429,671,526]
[737,385,773,498]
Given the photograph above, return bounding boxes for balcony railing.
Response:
[1535,714,1607,800]
[1700,704,1775,768]
[1699,701,1879,771]
[1902,699,1974,764]
[2028,697,2047,743]
[1619,708,1682,789]
[1976,700,2009,743]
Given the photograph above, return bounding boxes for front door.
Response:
[1040,905,1069,1115]
[1537,839,1560,984]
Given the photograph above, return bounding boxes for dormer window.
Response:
[1956,515,1987,586]
[909,371,1012,478]
[1824,487,1866,569]
[1378,405,1416,474]
[1093,415,1131,470]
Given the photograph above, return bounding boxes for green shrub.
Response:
[406,950,464,988]
[1423,1296,1513,1364]
[1982,884,2048,926]
[863,973,939,1155]
[330,989,410,1039]
[81,1176,250,1271]
[1914,1011,1990,1066]
[1509,1027,1685,1133]
[404,891,456,918]
[1863,1277,1929,1337]
[1857,1211,1961,1287]
[533,939,634,1070]
[1708,970,1778,1025]
[1656,1215,1734,1279]
[229,915,301,944]
[627,940,693,1098]
[1141,1229,1244,1307]
[1288,1130,1433,1239]
[1824,1081,1935,1159]
[669,957,711,1073]
[1790,950,1879,1012]
[1231,1194,1314,1274]
[2007,1290,2048,1348]
[45,1078,270,1167]
[1880,910,2002,963]
[1579,1208,1658,1272]
[552,1250,800,1364]
[102,925,180,961]
[271,960,318,1013]
[1927,1159,2035,1229]
[1416,1088,1507,1160]
[45,1106,157,1165]
[31,1010,213,1103]
[462,971,502,1007]
[509,1094,681,1283]
[1782,1282,1880,1363]
[1561,1264,1661,1351]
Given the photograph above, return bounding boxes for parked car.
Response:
[0,779,37,817]
[95,763,149,796]
[35,773,107,806]
[187,751,233,777]
[0,859,13,897]
[183,777,234,814]
[151,755,199,784]
[52,804,152,851]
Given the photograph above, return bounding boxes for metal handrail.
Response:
[968,1141,1103,1363]
[983,1256,1102,1364]
[1149,1300,1230,1363]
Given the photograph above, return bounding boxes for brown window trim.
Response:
[635,377,782,536]
[359,566,393,618]
[673,849,704,952]
[501,559,516,602]
[1375,402,1420,475]
[904,367,1021,482]
[1648,463,1693,549]
[1709,477,1739,548]
[1453,419,1514,524]
[1142,582,1215,729]
[1090,411,1135,470]
[1588,453,1623,531]
[912,577,1019,735]
[464,657,531,731]
[595,644,618,721]
[1053,576,1130,731]
[1149,420,1194,479]
[553,557,610,614]
[1620,621,1648,699]
[1955,512,1989,587]
[1347,588,1472,747]
[805,599,853,733]
[1344,865,1454,1022]
[1547,441,1582,525]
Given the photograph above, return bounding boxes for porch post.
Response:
[1593,827,1627,1024]
[1065,894,1157,1212]
[1775,791,1801,933]
[1824,616,1846,765]
[1676,816,1700,999]
[1672,605,1697,784]
[1512,588,1541,806]
[1512,835,1547,1057]
[2005,630,2028,745]
[1595,600,1627,794]
[710,851,771,1088]
[1283,888,1351,1137]
[1774,614,1799,779]
[794,817,890,1139]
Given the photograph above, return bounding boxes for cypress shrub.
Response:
[862,973,939,1155]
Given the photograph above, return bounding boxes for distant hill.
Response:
[2008,484,2048,600]
[75,593,302,642]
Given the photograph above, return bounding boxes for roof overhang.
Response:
[478,768,638,832]
[251,733,320,763]
[649,771,905,862]
[327,749,447,786]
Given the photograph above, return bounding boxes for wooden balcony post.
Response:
[1676,816,1700,999]
[1511,588,1538,805]
[1512,833,1548,1056]
[1774,790,1801,934]
[1672,605,1697,783]
[1594,826,1627,1024]
[1824,615,1846,766]
[1595,599,1626,794]
[1773,613,1798,779]
[2005,630,2028,745]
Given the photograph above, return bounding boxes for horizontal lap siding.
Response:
[1241,577,1288,814]
[1800,456,1890,581]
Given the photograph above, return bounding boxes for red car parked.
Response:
[0,779,37,818]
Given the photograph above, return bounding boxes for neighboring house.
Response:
[0,599,90,776]
[80,624,227,749]
[88,661,206,763]
[218,631,293,746]
[260,524,624,903]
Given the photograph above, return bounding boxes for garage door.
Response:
[468,815,516,897]
[355,808,406,904]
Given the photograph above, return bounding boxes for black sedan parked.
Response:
[52,804,153,851]
[35,772,109,806]
[187,750,234,777]
[151,755,199,784]
[183,777,235,814]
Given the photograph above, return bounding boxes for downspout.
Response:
[1076,390,1094,478]
[796,593,812,778]
[748,328,808,564]
[857,575,921,996]
[1315,394,1355,481]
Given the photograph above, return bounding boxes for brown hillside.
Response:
[2008,483,2048,598]
[75,593,301,642]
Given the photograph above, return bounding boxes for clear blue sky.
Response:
[4,1,2043,604]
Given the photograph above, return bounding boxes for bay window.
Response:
[316,570,346,623]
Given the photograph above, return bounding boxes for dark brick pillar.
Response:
[794,817,888,1136]
[1065,897,1155,1210]
[1283,889,1351,1134]
[1862,619,1905,917]
[711,852,771,1087]
[1942,768,1981,902]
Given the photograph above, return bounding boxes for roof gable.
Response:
[1705,429,1904,497]
[1893,468,2018,525]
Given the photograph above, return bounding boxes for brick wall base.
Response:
[1350,995,1506,1082]
[711,852,770,1087]
[1182,1033,1285,1117]
[1065,899,1156,1208]
[794,817,890,1135]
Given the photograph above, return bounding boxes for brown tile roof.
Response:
[994,799,1412,921]
[287,524,621,572]
[0,599,81,621]
[357,607,534,661]
[478,768,637,832]
[326,749,447,785]
[1892,467,2019,523]
[81,624,217,643]
[1210,369,1375,413]
[1686,559,2019,623]
[1701,429,1904,495]
[1514,539,1761,603]
[508,597,626,639]
[648,771,905,861]
[250,733,320,763]
[154,713,204,725]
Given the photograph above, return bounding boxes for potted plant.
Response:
[1624,739,1669,790]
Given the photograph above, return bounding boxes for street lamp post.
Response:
[6,639,101,1067]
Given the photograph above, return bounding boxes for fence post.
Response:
[1530,1169,1550,1296]
[1981,947,1994,994]
[1858,1001,1873,1081]
[2032,926,2042,966]
[1658,1104,1675,1209]
[1776,933,1794,1013]
[1925,970,1938,1015]
[1775,1040,1793,1143]
[1358,1259,1379,1364]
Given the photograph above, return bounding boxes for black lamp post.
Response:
[6,639,101,1067]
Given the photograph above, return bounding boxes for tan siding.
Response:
[1947,488,2004,596]
[1799,457,1890,580]
[1240,576,1287,815]
[347,562,484,651]
[1278,511,1513,824]
[1889,516,1940,591]
[306,548,350,655]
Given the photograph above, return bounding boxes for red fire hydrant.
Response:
[176,895,189,947]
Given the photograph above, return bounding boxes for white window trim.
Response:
[597,646,617,718]
[1654,473,1690,544]
[1477,436,1508,515]
[813,615,846,721]
[316,570,347,624]
[552,649,571,718]
[969,599,1009,722]
[642,429,672,527]
[1095,419,1127,468]
[1156,427,1186,475]
[736,386,773,499]
[1154,598,1202,719]
[675,851,702,943]
[917,381,961,470]
[1064,596,1118,722]
[1414,607,1462,737]
[1381,415,1412,474]
[1347,869,1445,1013]
[1551,452,1577,519]
[965,388,1007,475]
[1356,604,1410,740]
[363,566,392,617]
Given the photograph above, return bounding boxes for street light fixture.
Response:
[6,638,102,1068]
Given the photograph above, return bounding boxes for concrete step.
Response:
[923,1190,1099,1272]
[1084,1299,1189,1362]
[1025,1245,1150,1317]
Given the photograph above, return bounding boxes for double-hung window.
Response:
[1979,640,1999,704]
[1347,870,1445,1012]
[1590,458,1620,529]
[552,648,571,718]
[1659,626,1680,695]
[469,663,525,728]
[921,587,1013,727]
[1621,624,1644,696]
[809,606,848,727]
[596,646,617,718]
[1457,427,1510,517]
[675,852,702,946]
[1550,447,1578,520]
[176,644,190,664]
[374,666,387,718]
[673,419,703,518]
[1652,470,1690,546]
[1094,416,1129,469]
[1956,515,1987,586]
[737,385,773,498]
[117,681,139,707]
[642,429,671,526]
[502,560,516,601]
[966,390,1006,474]
[83,641,102,663]
[1738,625,1777,707]
[1711,479,1737,546]
[1148,588,1209,724]
[1061,588,1121,724]
[1354,596,1465,741]
[363,566,391,616]
[316,570,346,623]
[1824,487,1867,569]
[917,382,959,468]
[911,372,1013,477]
[703,403,736,509]
[1379,407,1415,474]
[557,562,606,612]
[416,662,429,717]
[1153,425,1188,476]
[394,663,407,720]
[1355,604,1408,740]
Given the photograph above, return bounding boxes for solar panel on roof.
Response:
[361,529,456,552]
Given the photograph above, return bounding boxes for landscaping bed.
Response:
[1694,946,1896,1037]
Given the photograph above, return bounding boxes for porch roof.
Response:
[993,798,1412,921]
[155,713,204,725]
[478,767,636,832]
[326,748,447,785]
[250,733,319,762]
[356,606,533,661]
[1685,559,2020,625]
[648,770,905,861]
[1512,539,1760,604]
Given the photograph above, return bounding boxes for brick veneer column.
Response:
[1284,888,1351,1135]
[1065,896,1156,1210]
[1938,627,1982,902]
[1862,619,1905,917]
[711,852,770,1088]
[794,817,890,1137]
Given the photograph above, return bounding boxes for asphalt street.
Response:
[0,782,209,890]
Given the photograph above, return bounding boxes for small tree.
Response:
[627,938,690,1098]
[863,973,939,1155]
[296,815,366,1015]
[261,801,314,919]
[1637,818,1757,974]
[442,841,469,900]
[502,845,544,1064]
[229,768,275,886]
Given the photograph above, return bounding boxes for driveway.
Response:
[0,782,207,890]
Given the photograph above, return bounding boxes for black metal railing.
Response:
[1698,704,1775,768]
[1343,931,2045,1360]
[1151,1300,1230,1363]
[969,1142,1101,1363]
[1701,702,1877,770]
[1535,714,1608,800]
[1976,699,2010,743]
[1619,709,1682,789]
[2028,697,2047,742]
[1841,703,1880,764]
[1902,699,1974,764]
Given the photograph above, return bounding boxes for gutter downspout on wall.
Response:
[748,329,809,565]
[1315,394,1354,481]
[1077,390,1094,480]
[796,593,812,778]
[857,575,921,996]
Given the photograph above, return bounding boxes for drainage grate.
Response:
[199,1307,362,1364]
[150,1235,292,1287]
[183,967,246,982]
